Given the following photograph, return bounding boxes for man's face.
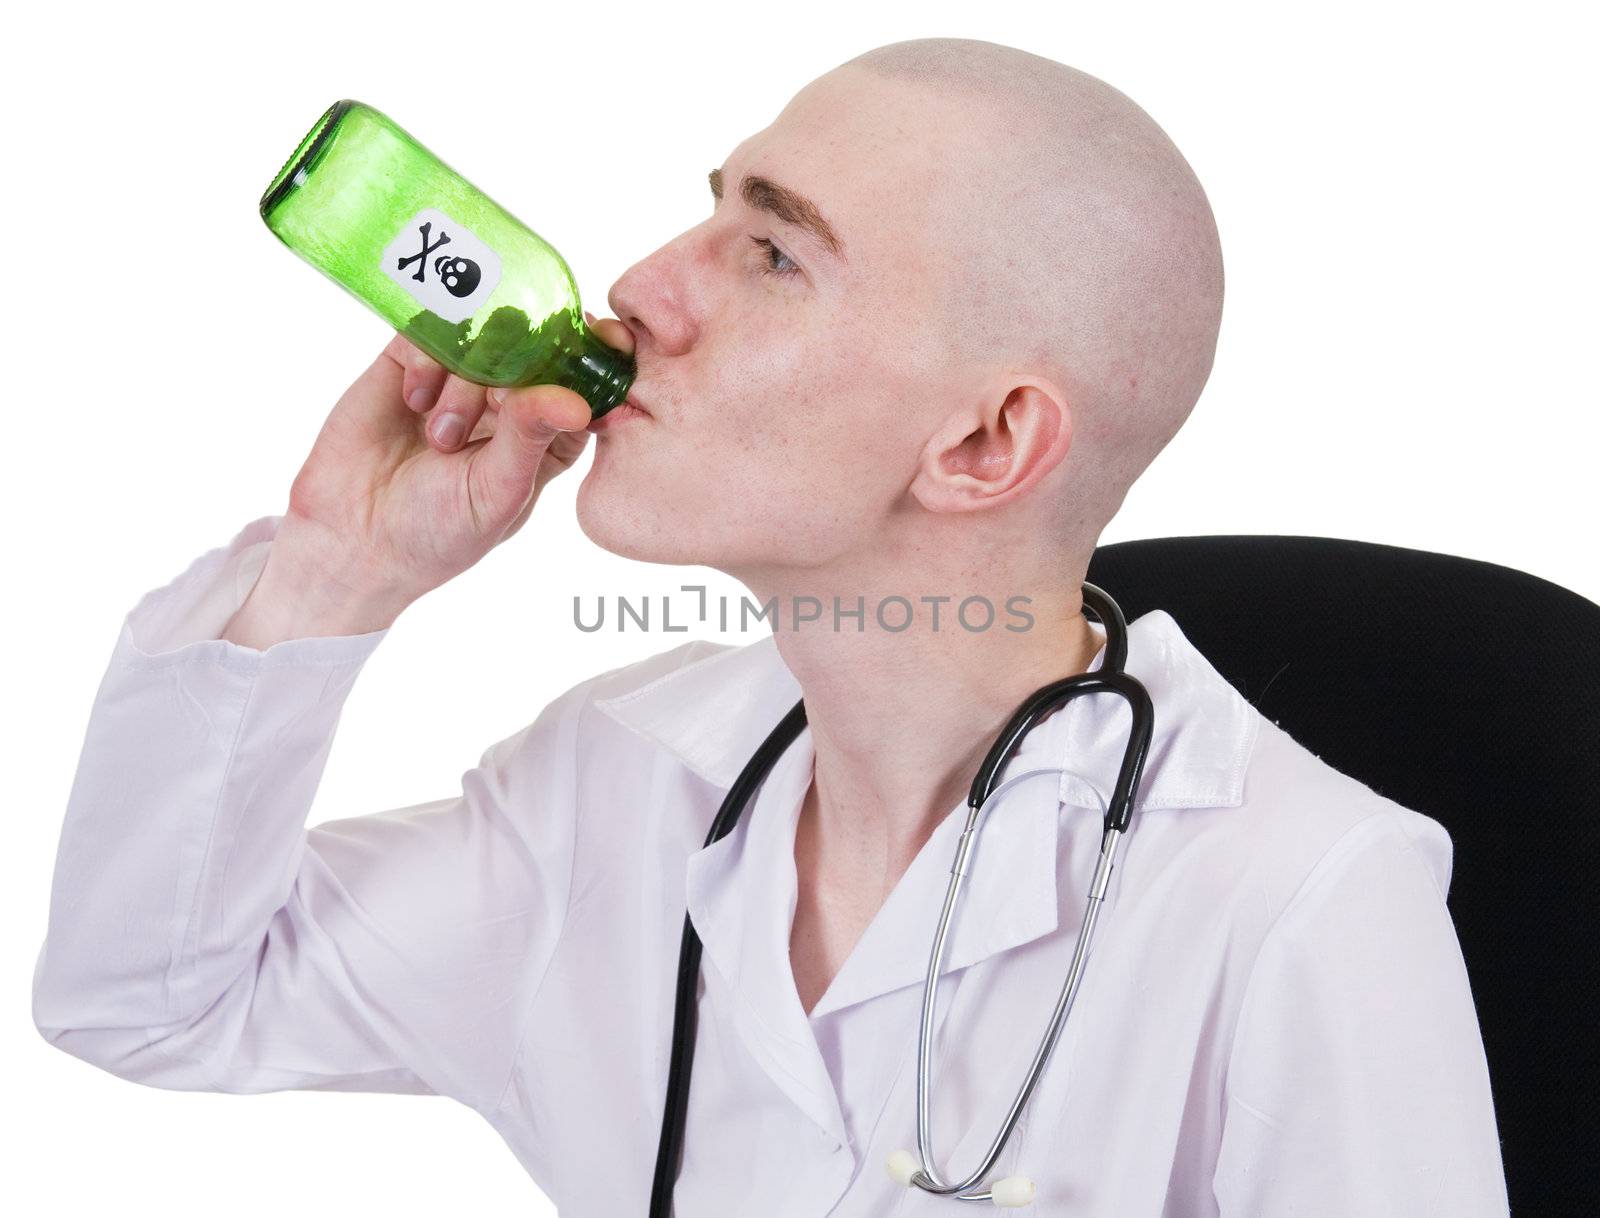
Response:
[576,70,978,580]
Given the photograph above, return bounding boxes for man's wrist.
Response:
[221,547,409,649]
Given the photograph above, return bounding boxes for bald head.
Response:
[587,40,1223,593]
[834,39,1224,550]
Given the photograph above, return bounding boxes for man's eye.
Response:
[749,236,801,279]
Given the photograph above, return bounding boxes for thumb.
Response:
[475,384,592,512]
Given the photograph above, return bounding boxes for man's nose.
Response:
[606,231,709,359]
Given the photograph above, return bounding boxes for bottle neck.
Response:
[560,326,635,417]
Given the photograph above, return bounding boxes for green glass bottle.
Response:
[259,99,634,417]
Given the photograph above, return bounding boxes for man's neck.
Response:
[767,566,1103,1015]
[769,579,1104,881]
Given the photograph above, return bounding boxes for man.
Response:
[34,38,1508,1215]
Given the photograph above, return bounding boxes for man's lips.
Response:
[587,393,652,433]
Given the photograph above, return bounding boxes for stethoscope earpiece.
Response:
[990,1176,1039,1208]
[885,1148,919,1186]
[886,1150,1038,1207]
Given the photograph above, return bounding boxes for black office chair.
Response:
[1084,535,1600,1217]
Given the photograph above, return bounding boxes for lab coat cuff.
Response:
[118,514,391,674]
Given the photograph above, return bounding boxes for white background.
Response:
[6,1,1595,1213]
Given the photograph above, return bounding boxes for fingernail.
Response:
[488,386,508,406]
[431,413,464,447]
[408,384,438,411]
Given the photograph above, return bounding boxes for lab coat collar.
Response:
[590,610,1259,1146]
[591,609,1257,814]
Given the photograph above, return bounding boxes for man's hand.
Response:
[220,313,636,647]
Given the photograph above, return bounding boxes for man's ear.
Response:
[909,380,1073,513]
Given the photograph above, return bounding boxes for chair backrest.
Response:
[1085,534,1600,1217]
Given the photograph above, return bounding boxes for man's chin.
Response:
[574,485,685,565]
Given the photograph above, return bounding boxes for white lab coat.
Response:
[33,514,1510,1216]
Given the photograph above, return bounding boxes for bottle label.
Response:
[380,207,503,324]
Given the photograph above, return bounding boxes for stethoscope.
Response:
[647,582,1153,1214]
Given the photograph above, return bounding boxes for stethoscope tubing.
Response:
[909,823,1123,1200]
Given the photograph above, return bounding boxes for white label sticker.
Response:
[380,207,503,324]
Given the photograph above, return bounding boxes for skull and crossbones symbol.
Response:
[395,220,481,298]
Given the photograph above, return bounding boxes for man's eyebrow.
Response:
[708,166,846,262]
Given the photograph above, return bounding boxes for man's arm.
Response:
[1212,807,1510,1216]
[32,517,583,1112]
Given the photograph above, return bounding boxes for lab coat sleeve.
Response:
[1211,807,1510,1216]
[32,515,583,1114]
